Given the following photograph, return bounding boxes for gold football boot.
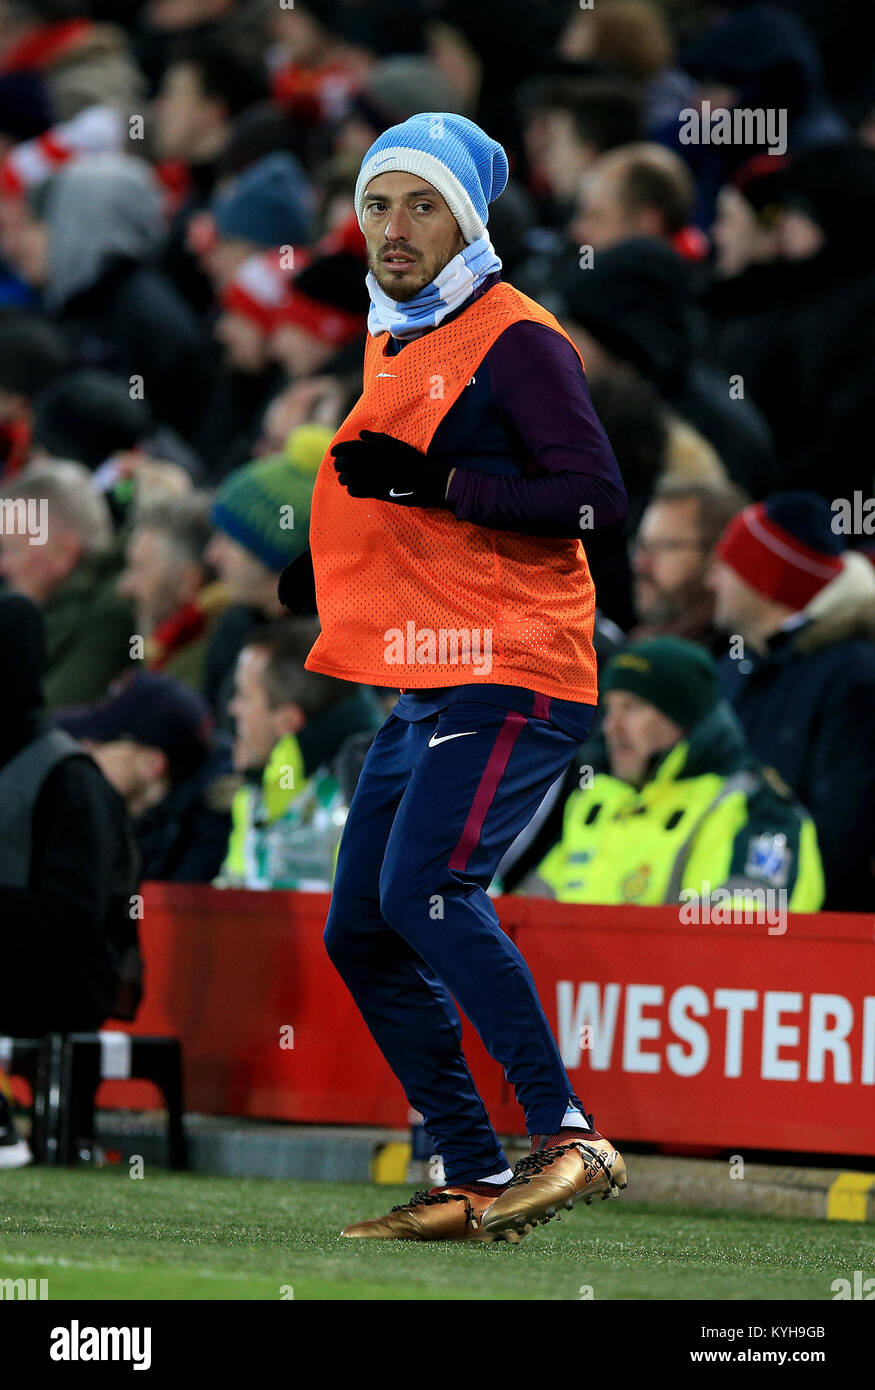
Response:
[341,1186,527,1242]
[481,1133,628,1235]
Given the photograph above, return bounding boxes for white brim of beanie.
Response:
[354,146,486,245]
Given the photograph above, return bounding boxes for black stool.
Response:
[0,1032,187,1169]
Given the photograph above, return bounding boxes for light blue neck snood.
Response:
[365,234,502,340]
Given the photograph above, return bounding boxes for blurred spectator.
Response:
[133,0,259,96]
[256,373,354,460]
[268,0,368,126]
[0,458,134,706]
[558,236,775,495]
[29,366,203,489]
[269,250,368,380]
[556,0,693,131]
[518,76,643,215]
[201,149,315,292]
[710,493,875,909]
[560,0,667,72]
[0,103,124,199]
[630,476,748,651]
[217,618,381,889]
[440,0,566,171]
[709,142,875,501]
[0,307,68,475]
[710,153,786,281]
[530,636,824,909]
[216,101,308,184]
[152,33,267,167]
[336,54,470,163]
[672,4,849,228]
[756,141,873,497]
[57,668,229,883]
[512,79,643,297]
[586,367,668,513]
[151,33,269,310]
[0,0,145,122]
[0,593,140,1045]
[573,143,705,261]
[197,250,290,479]
[204,452,314,720]
[680,2,847,164]
[119,491,228,690]
[6,155,212,439]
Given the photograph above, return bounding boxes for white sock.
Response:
[560,1106,592,1131]
[476,1168,514,1184]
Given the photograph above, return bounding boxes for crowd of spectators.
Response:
[0,0,874,1012]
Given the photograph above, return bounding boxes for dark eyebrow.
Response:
[363,188,439,202]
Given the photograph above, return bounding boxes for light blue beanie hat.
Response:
[354,112,509,245]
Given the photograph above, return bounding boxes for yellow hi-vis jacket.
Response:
[535,715,824,910]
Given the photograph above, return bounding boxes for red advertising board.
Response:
[510,898,875,1157]
[101,885,875,1158]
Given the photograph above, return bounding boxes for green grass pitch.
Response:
[1,1168,872,1301]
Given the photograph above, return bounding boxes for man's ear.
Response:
[271,702,306,739]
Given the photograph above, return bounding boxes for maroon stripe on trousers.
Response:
[532,693,551,720]
[448,711,527,873]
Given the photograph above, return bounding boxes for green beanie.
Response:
[602,636,719,728]
[212,455,313,573]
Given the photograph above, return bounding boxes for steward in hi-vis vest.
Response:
[535,636,824,910]
[278,112,629,1240]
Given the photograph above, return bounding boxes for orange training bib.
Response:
[305,280,598,704]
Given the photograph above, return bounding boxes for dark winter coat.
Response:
[704,257,875,501]
[718,558,875,910]
[134,746,233,884]
[0,594,140,1035]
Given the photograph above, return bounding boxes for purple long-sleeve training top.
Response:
[386,272,627,539]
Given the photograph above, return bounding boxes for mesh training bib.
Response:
[305,280,598,703]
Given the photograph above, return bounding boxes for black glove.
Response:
[331,429,452,508]
[277,548,318,616]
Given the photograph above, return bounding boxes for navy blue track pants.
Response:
[324,697,591,1184]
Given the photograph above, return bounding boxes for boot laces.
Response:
[389,1189,475,1223]
[508,1141,613,1189]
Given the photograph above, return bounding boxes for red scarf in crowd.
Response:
[0,18,95,74]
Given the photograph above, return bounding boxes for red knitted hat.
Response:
[716,495,844,610]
